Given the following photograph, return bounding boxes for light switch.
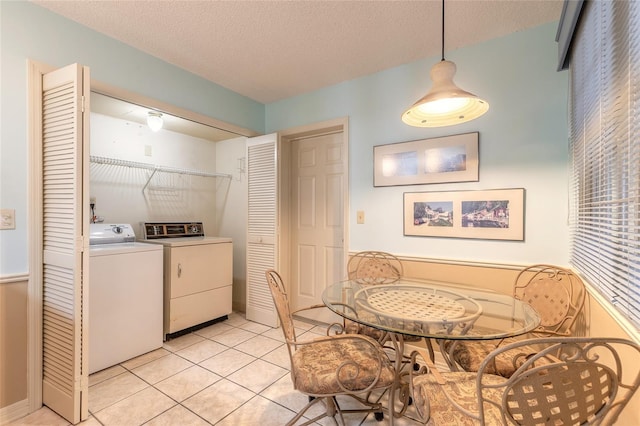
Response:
[357,210,365,224]
[0,209,16,230]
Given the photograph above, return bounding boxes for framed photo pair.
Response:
[374,132,479,187]
[404,188,525,241]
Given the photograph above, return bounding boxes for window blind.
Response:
[568,0,640,331]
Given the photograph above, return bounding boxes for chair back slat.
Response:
[513,265,586,336]
[504,362,614,424]
[476,337,640,425]
[347,251,403,284]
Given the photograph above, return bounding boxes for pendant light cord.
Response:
[441,0,445,61]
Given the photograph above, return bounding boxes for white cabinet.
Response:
[162,238,233,337]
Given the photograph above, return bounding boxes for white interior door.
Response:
[246,133,279,327]
[290,132,345,317]
[41,63,90,423]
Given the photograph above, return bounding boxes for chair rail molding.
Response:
[0,272,29,284]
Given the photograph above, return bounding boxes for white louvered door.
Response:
[246,133,279,327]
[41,63,90,423]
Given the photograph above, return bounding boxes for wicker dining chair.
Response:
[410,337,640,425]
[265,269,395,425]
[441,264,586,377]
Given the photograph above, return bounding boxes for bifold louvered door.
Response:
[246,134,279,327]
[41,63,90,423]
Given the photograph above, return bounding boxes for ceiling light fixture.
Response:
[147,111,163,132]
[402,0,489,127]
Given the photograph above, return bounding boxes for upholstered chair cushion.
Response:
[412,371,505,425]
[448,339,551,378]
[292,336,395,394]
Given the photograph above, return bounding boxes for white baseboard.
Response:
[0,399,30,425]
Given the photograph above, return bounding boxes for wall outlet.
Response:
[0,209,16,230]
[144,145,153,156]
[357,210,365,224]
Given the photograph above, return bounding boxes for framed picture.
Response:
[374,132,479,187]
[404,188,525,241]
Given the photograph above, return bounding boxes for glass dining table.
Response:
[322,278,540,341]
[322,277,541,423]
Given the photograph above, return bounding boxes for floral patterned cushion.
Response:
[344,319,388,341]
[448,339,550,378]
[412,371,505,425]
[291,336,395,395]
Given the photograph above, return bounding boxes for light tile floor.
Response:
[10,312,423,426]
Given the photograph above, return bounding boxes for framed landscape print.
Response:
[403,188,525,241]
[374,132,479,187]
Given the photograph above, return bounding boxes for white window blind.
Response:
[568,0,640,330]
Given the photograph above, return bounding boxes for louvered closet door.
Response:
[246,133,279,327]
[41,63,90,423]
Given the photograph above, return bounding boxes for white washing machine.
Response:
[89,224,163,374]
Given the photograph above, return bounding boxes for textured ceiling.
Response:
[33,0,563,104]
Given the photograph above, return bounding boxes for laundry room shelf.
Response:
[89,155,231,193]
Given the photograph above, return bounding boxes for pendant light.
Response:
[147,111,163,132]
[402,0,489,127]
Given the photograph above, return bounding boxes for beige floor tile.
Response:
[131,353,194,384]
[260,327,286,342]
[210,328,257,347]
[7,406,70,426]
[238,321,272,334]
[294,326,318,338]
[77,415,102,425]
[233,334,282,358]
[227,358,288,393]
[224,312,249,327]
[193,321,235,339]
[92,387,175,426]
[260,343,290,369]
[309,324,331,335]
[154,365,220,402]
[121,347,171,370]
[175,339,227,363]
[162,333,205,352]
[260,375,322,416]
[182,379,255,424]
[88,371,149,412]
[145,405,210,426]
[292,319,315,331]
[89,364,126,387]
[216,395,297,426]
[198,348,256,377]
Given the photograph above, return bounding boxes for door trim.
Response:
[27,59,53,412]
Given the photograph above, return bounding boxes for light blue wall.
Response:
[0,0,568,274]
[0,1,264,275]
[266,22,569,265]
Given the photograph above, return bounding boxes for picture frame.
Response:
[374,132,479,187]
[403,188,525,241]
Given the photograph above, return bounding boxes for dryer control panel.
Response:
[142,222,205,239]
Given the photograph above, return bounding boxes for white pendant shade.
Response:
[147,111,163,132]
[402,60,489,127]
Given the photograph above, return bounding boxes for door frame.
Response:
[278,117,350,308]
[27,59,52,412]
